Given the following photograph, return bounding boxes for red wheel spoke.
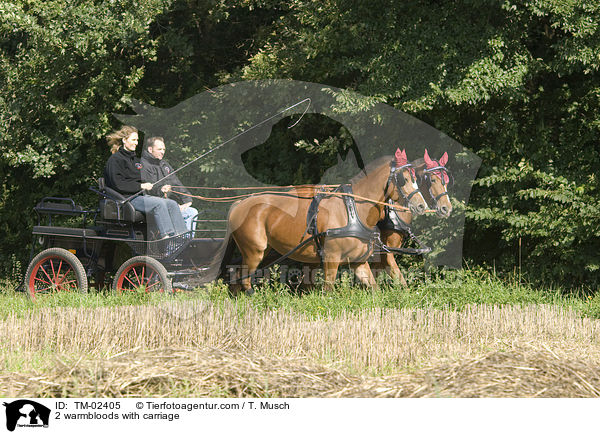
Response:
[141,266,145,284]
[144,270,158,291]
[35,286,53,293]
[124,274,138,288]
[50,259,57,282]
[146,280,162,291]
[34,276,53,286]
[56,260,63,281]
[40,264,54,285]
[132,267,141,285]
[58,279,77,288]
[56,269,73,287]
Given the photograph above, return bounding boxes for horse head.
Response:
[420,149,453,218]
[388,148,427,215]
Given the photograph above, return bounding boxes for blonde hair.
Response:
[106,125,138,154]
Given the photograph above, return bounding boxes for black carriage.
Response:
[24,179,230,299]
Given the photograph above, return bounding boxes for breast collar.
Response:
[377,199,412,234]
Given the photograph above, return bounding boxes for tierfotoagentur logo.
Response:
[3,400,50,432]
[115,79,480,312]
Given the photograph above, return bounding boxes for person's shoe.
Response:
[172,282,192,291]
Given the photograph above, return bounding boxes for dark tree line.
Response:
[1,0,599,286]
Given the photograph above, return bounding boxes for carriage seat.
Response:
[97,178,145,223]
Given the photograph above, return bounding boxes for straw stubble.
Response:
[2,302,600,397]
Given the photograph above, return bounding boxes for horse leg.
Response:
[385,253,408,288]
[237,247,269,295]
[380,231,408,288]
[322,261,341,290]
[352,262,379,289]
[231,229,269,295]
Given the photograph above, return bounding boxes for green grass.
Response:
[2,267,599,319]
[201,267,600,318]
[0,285,189,319]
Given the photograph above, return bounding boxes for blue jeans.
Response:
[130,196,187,237]
[181,206,199,231]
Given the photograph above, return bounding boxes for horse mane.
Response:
[411,157,426,171]
[350,155,392,184]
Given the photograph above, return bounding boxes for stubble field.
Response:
[2,270,600,398]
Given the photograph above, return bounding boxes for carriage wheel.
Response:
[112,256,172,294]
[24,248,88,300]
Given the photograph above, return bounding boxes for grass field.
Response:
[2,268,600,397]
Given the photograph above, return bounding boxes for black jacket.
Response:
[103,147,143,196]
[140,149,192,204]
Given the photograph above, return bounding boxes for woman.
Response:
[103,126,188,239]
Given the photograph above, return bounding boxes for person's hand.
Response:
[141,182,153,190]
[180,202,191,211]
[161,184,172,194]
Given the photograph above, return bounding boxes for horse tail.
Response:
[202,200,242,283]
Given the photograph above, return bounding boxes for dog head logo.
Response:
[3,400,50,431]
[115,80,480,282]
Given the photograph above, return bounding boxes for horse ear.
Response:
[424,149,433,166]
[439,152,448,166]
[394,148,404,166]
[395,148,408,166]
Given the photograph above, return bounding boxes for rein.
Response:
[169,187,436,213]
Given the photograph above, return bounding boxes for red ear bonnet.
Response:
[424,149,435,169]
[395,148,408,167]
[424,149,450,184]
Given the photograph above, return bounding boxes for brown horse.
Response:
[372,150,453,286]
[227,150,427,294]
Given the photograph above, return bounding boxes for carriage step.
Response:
[33,226,100,238]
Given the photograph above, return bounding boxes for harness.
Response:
[307,184,379,264]
[377,199,411,234]
[305,161,426,265]
[375,163,455,256]
[376,199,431,255]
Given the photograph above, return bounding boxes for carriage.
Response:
[23,178,230,298]
[23,149,451,298]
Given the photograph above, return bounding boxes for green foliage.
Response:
[0,0,169,268]
[241,114,355,185]
[1,0,599,287]
[203,267,600,318]
[0,267,594,320]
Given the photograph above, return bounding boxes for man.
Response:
[141,136,199,231]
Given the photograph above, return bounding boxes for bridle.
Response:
[420,165,453,204]
[385,162,423,204]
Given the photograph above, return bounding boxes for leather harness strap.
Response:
[307,184,380,266]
